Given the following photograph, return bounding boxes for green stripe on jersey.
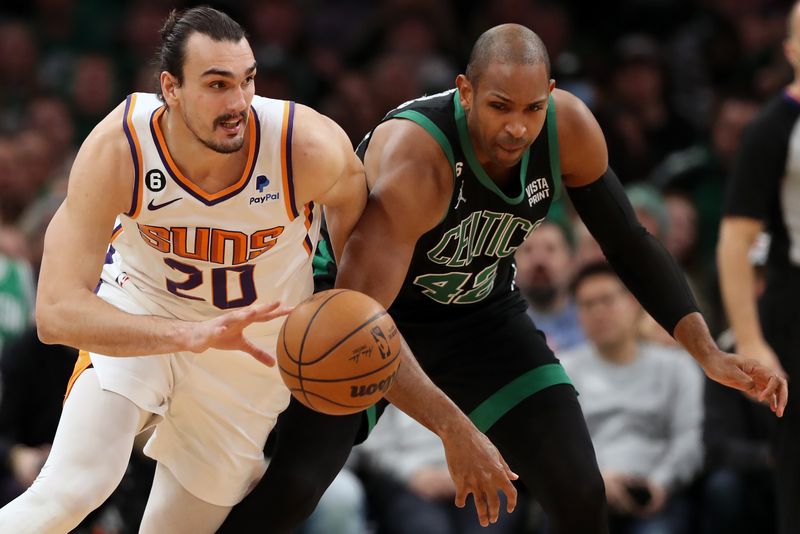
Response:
[394,110,457,172]
[545,94,562,201]
[468,363,574,433]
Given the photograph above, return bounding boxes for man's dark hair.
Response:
[156,6,247,101]
[465,24,551,86]
[570,261,619,296]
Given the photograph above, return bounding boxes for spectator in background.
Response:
[0,227,34,352]
[69,53,118,142]
[561,262,704,534]
[356,405,522,534]
[0,21,38,130]
[514,221,585,352]
[649,95,759,271]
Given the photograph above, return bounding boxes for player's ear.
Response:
[456,74,473,112]
[161,71,181,107]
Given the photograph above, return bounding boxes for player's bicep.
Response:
[335,158,448,308]
[553,90,609,188]
[37,116,131,304]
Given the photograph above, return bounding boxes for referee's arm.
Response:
[718,111,789,377]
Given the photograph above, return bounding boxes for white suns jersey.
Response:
[100,93,320,332]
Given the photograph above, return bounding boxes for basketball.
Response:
[277,289,402,415]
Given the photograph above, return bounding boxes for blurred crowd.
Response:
[0,0,793,532]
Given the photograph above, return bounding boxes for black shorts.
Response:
[359,306,574,440]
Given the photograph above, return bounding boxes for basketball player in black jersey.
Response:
[222,24,788,534]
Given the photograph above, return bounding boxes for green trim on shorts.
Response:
[468,363,573,433]
[366,404,378,434]
[312,237,335,276]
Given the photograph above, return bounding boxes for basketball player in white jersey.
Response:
[0,7,516,534]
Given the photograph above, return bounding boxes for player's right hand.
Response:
[186,301,292,366]
[441,422,518,527]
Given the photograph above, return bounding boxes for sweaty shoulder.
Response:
[551,89,608,187]
[66,100,134,215]
[362,117,453,234]
[290,103,356,204]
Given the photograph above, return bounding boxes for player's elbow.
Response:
[35,302,64,345]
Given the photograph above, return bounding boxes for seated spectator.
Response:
[515,220,584,352]
[0,229,34,352]
[356,405,522,534]
[561,262,704,534]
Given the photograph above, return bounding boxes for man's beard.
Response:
[523,285,558,310]
[184,109,248,154]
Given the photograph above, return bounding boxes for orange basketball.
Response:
[277,289,402,415]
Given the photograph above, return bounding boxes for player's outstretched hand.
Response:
[441,422,518,527]
[186,301,292,366]
[702,349,788,417]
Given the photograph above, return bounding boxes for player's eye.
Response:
[210,81,226,89]
[490,102,506,111]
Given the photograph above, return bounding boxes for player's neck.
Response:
[160,108,249,189]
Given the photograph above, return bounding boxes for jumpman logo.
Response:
[455,180,467,209]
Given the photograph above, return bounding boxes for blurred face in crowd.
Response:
[161,32,256,154]
[575,273,641,352]
[712,98,758,164]
[664,193,698,263]
[515,223,573,309]
[456,62,554,171]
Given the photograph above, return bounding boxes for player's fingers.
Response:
[454,486,468,509]
[501,477,518,513]
[758,375,779,402]
[498,455,519,481]
[252,301,282,318]
[472,489,490,527]
[484,487,501,524]
[260,305,292,322]
[777,377,788,417]
[240,337,276,367]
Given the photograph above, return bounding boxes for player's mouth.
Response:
[216,113,248,135]
[219,118,243,135]
[497,143,526,154]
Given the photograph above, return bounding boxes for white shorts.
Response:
[70,280,291,506]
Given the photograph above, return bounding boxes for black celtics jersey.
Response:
[351,88,562,324]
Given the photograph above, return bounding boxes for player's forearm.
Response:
[36,289,191,356]
[385,340,475,439]
[717,229,764,346]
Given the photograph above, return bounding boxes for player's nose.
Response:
[228,87,248,115]
[504,120,526,140]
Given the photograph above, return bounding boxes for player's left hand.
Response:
[701,349,788,417]
[441,423,519,527]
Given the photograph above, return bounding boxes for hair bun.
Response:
[160,9,181,41]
